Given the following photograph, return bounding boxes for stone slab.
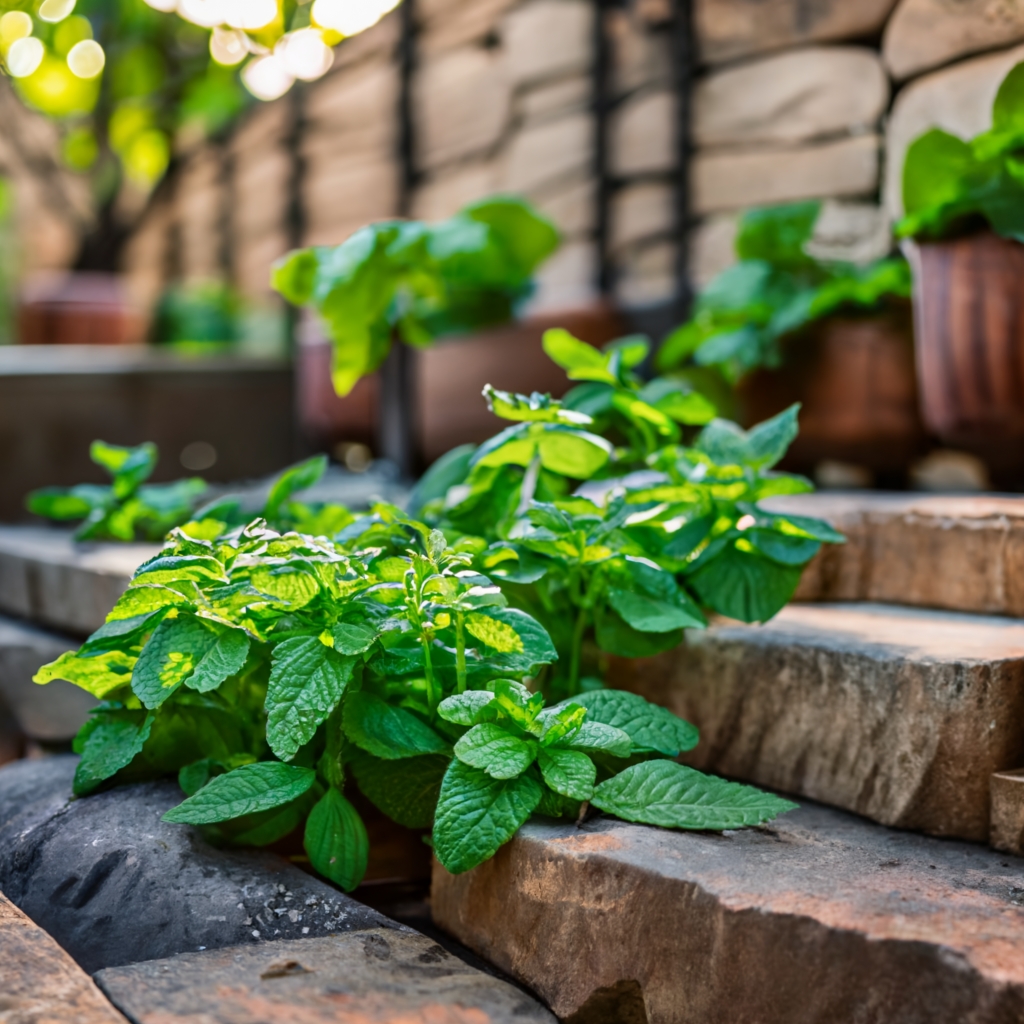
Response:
[0,614,88,740]
[0,756,392,974]
[432,806,1024,1023]
[0,889,126,1023]
[611,603,1024,842]
[97,930,556,1024]
[764,491,1024,616]
[991,770,1024,856]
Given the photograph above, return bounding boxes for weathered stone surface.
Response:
[304,61,397,156]
[0,526,154,636]
[611,603,1024,841]
[0,757,392,973]
[692,134,880,215]
[612,182,674,252]
[695,46,889,149]
[0,890,126,1023]
[615,240,677,308]
[884,45,1024,220]
[412,160,499,221]
[991,770,1024,856]
[767,492,1024,616]
[432,806,1024,1023]
[0,614,87,741]
[611,89,675,177]
[884,0,1024,81]
[415,46,511,170]
[518,74,589,126]
[610,6,672,95]
[97,931,556,1024]
[531,174,594,238]
[689,213,738,290]
[500,112,592,194]
[418,0,518,54]
[695,0,900,65]
[501,0,593,88]
[527,240,597,313]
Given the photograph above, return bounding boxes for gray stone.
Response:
[433,805,1024,1023]
[692,134,880,215]
[991,769,1024,856]
[611,602,1024,842]
[884,44,1024,221]
[767,492,1024,617]
[695,0,900,65]
[97,931,556,1024]
[0,757,392,973]
[694,47,889,149]
[0,614,87,741]
[884,0,1024,81]
[0,526,153,636]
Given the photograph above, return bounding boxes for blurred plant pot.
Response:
[738,304,926,478]
[296,304,625,467]
[907,231,1024,478]
[17,273,143,346]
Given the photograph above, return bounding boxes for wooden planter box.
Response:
[297,305,625,466]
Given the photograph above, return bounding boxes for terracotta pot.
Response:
[909,232,1024,463]
[738,305,926,476]
[17,273,143,346]
[296,304,625,466]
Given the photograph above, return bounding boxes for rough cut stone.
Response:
[501,0,593,88]
[612,182,674,252]
[884,45,1024,220]
[432,806,1024,1023]
[412,160,499,221]
[884,0,1024,81]
[694,47,889,149]
[689,213,738,289]
[304,61,397,154]
[518,74,590,126]
[531,174,594,238]
[991,770,1024,856]
[0,614,87,741]
[766,492,1024,617]
[97,931,556,1024]
[418,0,519,54]
[0,526,154,636]
[615,240,677,308]
[0,890,126,1023]
[692,134,880,215]
[611,602,1024,842]
[500,112,592,194]
[611,89,675,177]
[695,0,900,65]
[527,240,597,313]
[0,757,392,974]
[415,46,512,171]
[610,6,672,95]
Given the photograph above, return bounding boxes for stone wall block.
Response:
[416,46,512,171]
[611,182,674,251]
[519,74,590,126]
[304,61,397,156]
[696,0,900,65]
[611,89,675,177]
[527,240,597,313]
[615,239,677,308]
[609,7,672,94]
[690,213,739,290]
[303,157,399,245]
[694,46,889,149]
[501,0,593,88]
[500,112,592,193]
[692,134,880,215]
[532,173,595,238]
[412,161,500,221]
[884,0,1024,81]
[884,45,1024,220]
[418,0,519,54]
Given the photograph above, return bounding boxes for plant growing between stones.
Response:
[36,508,796,889]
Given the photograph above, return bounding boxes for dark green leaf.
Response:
[304,787,369,891]
[562,720,632,758]
[162,762,317,824]
[438,690,496,726]
[74,710,155,796]
[689,543,802,623]
[132,615,221,709]
[454,723,538,779]
[569,690,698,756]
[343,692,451,760]
[349,750,448,828]
[538,748,595,801]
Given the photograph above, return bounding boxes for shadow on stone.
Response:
[564,979,649,1023]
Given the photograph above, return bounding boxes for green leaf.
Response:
[162,762,317,824]
[343,692,451,760]
[482,386,592,426]
[563,720,632,758]
[438,690,496,726]
[135,555,228,586]
[266,637,357,762]
[35,650,136,699]
[747,528,821,566]
[74,710,155,796]
[91,440,158,498]
[594,605,683,659]
[569,690,698,756]
[187,628,250,693]
[900,129,974,226]
[609,561,705,633]
[481,607,558,674]
[543,328,618,384]
[465,612,524,654]
[454,723,538,779]
[131,615,220,709]
[26,487,95,521]
[433,760,543,874]
[349,750,448,828]
[265,455,328,518]
[538,703,586,747]
[303,787,369,892]
[331,622,379,655]
[689,543,802,623]
[270,247,319,305]
[591,761,797,830]
[538,748,595,801]
[993,61,1024,134]
[735,202,820,270]
[537,425,613,478]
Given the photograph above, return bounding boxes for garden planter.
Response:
[738,305,925,480]
[17,273,143,346]
[908,232,1024,478]
[296,304,625,467]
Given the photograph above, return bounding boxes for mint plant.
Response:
[36,512,795,886]
[26,441,207,542]
[657,201,911,384]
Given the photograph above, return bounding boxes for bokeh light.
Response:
[0,11,33,51]
[38,0,76,23]
[312,0,401,37]
[6,37,45,78]
[278,28,333,82]
[67,39,105,79]
[210,26,247,66]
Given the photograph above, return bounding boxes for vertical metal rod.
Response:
[672,0,694,321]
[593,0,614,298]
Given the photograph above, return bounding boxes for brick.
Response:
[432,806,1024,1023]
[611,602,1024,841]
[96,930,555,1024]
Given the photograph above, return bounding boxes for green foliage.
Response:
[150,282,240,347]
[657,201,912,383]
[898,62,1024,242]
[271,196,560,396]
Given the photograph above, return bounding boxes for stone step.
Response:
[764,492,1024,617]
[610,602,1024,843]
[0,614,90,741]
[432,802,1024,1024]
[96,930,555,1024]
[0,526,156,636]
[0,889,126,1023]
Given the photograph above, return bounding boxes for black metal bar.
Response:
[593,0,614,297]
[671,0,694,320]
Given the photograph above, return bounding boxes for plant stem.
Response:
[455,612,467,694]
[421,633,440,714]
[569,603,588,696]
